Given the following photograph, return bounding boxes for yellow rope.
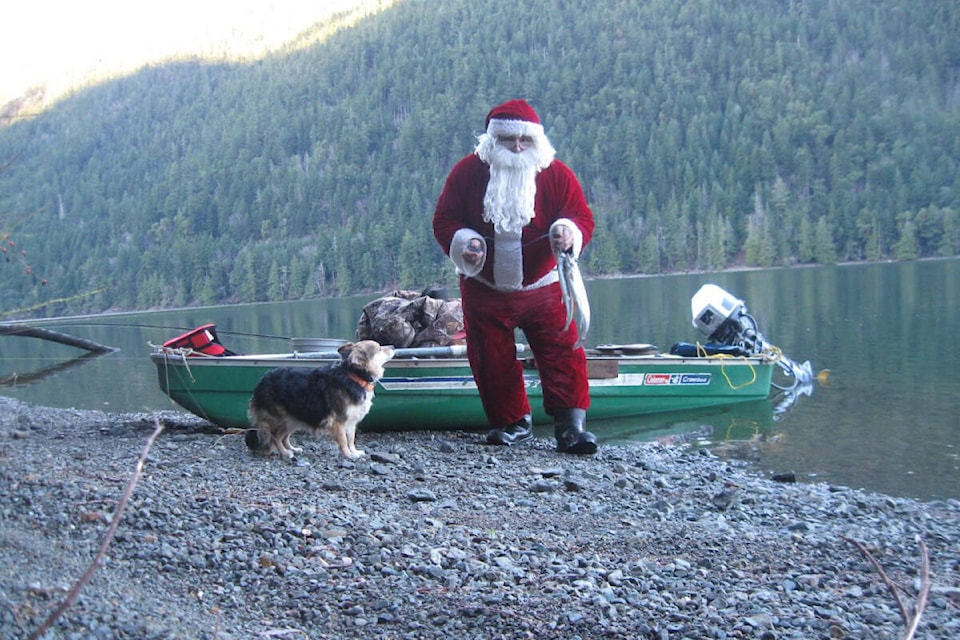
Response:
[151,345,223,426]
[694,341,759,390]
[1,287,108,318]
[149,342,222,384]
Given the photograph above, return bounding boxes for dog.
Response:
[245,340,395,459]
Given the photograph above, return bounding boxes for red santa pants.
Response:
[460,277,590,427]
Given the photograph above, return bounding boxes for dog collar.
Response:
[348,371,375,392]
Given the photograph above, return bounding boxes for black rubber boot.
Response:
[553,408,598,455]
[486,414,533,446]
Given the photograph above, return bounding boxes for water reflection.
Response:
[2,259,957,500]
[0,351,111,388]
[592,379,816,459]
[771,380,815,419]
[601,399,774,443]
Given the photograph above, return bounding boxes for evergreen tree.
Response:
[267,260,283,301]
[856,209,884,262]
[813,216,838,264]
[744,190,776,267]
[893,211,919,260]
[939,208,959,257]
[797,215,815,264]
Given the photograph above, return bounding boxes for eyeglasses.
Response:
[496,135,535,149]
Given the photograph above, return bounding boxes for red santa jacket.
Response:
[433,153,594,289]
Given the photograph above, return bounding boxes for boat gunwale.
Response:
[149,350,776,369]
[150,348,777,430]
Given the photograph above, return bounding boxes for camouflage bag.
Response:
[357,289,465,348]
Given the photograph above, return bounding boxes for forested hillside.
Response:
[1,0,958,318]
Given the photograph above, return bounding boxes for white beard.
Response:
[476,135,555,236]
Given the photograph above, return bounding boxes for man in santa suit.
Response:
[433,99,597,455]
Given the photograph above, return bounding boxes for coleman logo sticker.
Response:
[643,373,712,386]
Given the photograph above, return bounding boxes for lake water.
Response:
[2,259,958,501]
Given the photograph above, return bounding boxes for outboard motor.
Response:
[691,284,765,354]
[689,284,813,388]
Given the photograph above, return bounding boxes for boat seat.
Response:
[522,357,619,379]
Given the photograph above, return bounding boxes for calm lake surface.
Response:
[2,259,958,501]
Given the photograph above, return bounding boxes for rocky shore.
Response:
[1,396,958,639]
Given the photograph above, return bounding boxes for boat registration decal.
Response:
[379,376,478,391]
[643,373,712,386]
[379,375,539,392]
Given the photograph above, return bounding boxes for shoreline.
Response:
[1,397,958,639]
[6,256,956,325]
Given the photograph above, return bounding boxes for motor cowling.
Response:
[691,284,766,354]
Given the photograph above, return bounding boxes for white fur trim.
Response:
[493,230,523,291]
[449,229,486,277]
[486,118,545,139]
[473,268,558,292]
[550,219,584,257]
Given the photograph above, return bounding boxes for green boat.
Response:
[151,284,813,432]
[151,342,778,431]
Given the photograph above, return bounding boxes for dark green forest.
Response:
[1,0,958,318]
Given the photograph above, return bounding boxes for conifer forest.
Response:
[1,0,957,318]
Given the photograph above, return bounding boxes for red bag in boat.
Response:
[162,323,236,356]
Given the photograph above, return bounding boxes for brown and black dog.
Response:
[246,340,395,459]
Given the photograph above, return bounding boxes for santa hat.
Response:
[484,99,545,138]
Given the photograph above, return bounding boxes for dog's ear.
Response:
[337,342,355,357]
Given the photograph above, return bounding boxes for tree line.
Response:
[1,0,958,318]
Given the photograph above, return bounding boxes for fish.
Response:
[555,249,590,348]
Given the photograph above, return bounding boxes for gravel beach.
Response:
[1,396,958,639]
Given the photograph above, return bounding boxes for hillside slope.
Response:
[1,0,958,317]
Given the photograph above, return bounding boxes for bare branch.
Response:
[29,420,165,640]
[842,535,932,640]
[904,536,931,640]
[842,535,910,625]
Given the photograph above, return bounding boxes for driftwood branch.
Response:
[28,420,164,640]
[842,535,931,640]
[904,536,931,640]
[0,324,116,353]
